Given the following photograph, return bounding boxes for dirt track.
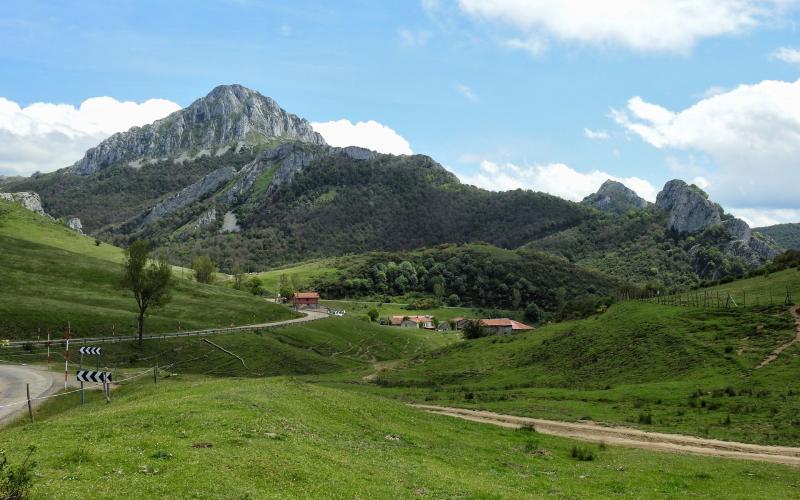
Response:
[413,404,800,467]
[756,305,800,369]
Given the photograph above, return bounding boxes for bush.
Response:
[0,446,37,499]
[446,294,460,307]
[570,445,594,461]
[367,307,379,322]
[191,255,216,284]
[524,302,543,323]
[245,276,263,296]
[461,319,487,340]
[638,413,653,425]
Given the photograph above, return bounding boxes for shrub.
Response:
[446,294,460,307]
[0,446,37,499]
[367,307,379,322]
[638,413,653,425]
[191,255,216,284]
[570,445,594,461]
[524,302,543,324]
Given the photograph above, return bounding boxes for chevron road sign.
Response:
[76,370,112,383]
[78,346,102,355]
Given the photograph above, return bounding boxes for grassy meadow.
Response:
[0,200,297,339]
[2,375,799,499]
[356,301,800,446]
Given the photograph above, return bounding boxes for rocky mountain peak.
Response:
[655,179,722,234]
[0,191,48,217]
[581,179,648,214]
[68,84,326,175]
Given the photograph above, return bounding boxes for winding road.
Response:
[0,365,68,426]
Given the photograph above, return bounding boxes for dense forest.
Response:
[526,207,755,289]
[756,223,800,250]
[309,243,619,315]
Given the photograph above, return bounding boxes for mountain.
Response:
[756,223,800,250]
[581,179,648,214]
[528,179,782,286]
[69,84,325,176]
[1,84,786,292]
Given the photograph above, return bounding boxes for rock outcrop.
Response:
[223,143,378,204]
[142,167,236,226]
[655,180,722,234]
[654,179,782,269]
[67,217,84,234]
[0,191,48,217]
[581,179,648,214]
[69,84,327,175]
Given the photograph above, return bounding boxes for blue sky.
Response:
[2,0,800,225]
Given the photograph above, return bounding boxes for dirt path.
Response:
[412,404,800,467]
[756,305,800,369]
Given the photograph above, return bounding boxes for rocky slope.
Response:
[68,84,325,176]
[581,179,648,214]
[0,192,48,217]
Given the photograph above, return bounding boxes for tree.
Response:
[192,255,216,284]
[447,294,460,307]
[461,319,486,340]
[232,263,244,290]
[278,274,294,300]
[121,241,173,344]
[433,282,445,301]
[367,307,379,322]
[524,302,544,324]
[246,276,263,296]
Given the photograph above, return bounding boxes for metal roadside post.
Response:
[77,347,103,404]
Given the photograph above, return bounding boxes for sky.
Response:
[1,0,800,226]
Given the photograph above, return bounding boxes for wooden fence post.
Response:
[26,383,34,423]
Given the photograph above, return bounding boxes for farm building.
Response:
[478,318,533,335]
[389,315,435,330]
[292,292,320,310]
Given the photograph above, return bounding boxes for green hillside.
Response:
[757,222,800,250]
[2,376,797,498]
[0,200,297,338]
[372,301,800,445]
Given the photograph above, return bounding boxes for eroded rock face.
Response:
[0,191,48,217]
[142,167,236,226]
[67,217,84,234]
[655,180,722,234]
[223,143,378,204]
[722,218,751,242]
[69,84,327,175]
[582,179,648,214]
[194,208,217,229]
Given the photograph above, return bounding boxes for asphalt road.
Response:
[0,364,66,426]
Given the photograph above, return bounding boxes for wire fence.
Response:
[626,283,799,310]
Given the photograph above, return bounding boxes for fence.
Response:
[627,283,799,310]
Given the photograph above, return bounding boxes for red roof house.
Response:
[478,318,533,335]
[292,292,320,309]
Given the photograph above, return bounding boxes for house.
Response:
[437,321,452,331]
[292,292,320,310]
[451,317,469,330]
[390,315,435,330]
[478,318,533,335]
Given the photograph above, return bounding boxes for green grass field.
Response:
[2,375,798,499]
[1,318,456,378]
[0,200,298,339]
[363,301,800,446]
[320,299,523,322]
[253,259,341,294]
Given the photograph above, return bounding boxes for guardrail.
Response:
[2,312,326,349]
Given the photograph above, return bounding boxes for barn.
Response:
[292,292,320,310]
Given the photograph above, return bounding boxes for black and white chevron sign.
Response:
[76,370,112,383]
[79,346,102,355]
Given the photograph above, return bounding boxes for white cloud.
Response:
[399,28,432,47]
[457,159,658,202]
[0,96,181,175]
[311,119,413,155]
[612,78,800,209]
[729,207,800,226]
[771,46,800,63]
[583,128,610,140]
[457,0,791,53]
[503,36,547,56]
[455,83,478,102]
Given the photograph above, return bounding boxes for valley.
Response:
[1,83,799,499]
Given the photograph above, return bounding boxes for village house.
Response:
[389,315,435,330]
[451,317,469,330]
[292,291,320,310]
[478,318,533,335]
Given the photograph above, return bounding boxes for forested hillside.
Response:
[757,223,800,250]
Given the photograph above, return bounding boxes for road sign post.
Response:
[77,347,103,404]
